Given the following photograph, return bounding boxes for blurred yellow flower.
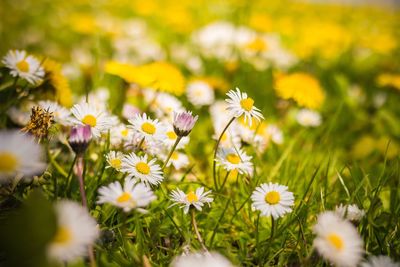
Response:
[42,59,73,107]
[69,14,98,34]
[274,72,325,109]
[377,73,400,90]
[104,61,137,82]
[249,14,272,33]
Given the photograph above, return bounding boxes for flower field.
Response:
[0,0,399,266]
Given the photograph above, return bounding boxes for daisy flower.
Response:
[335,204,365,222]
[121,153,164,186]
[173,111,198,137]
[0,130,46,182]
[251,183,294,219]
[105,151,124,171]
[313,211,364,267]
[186,81,215,107]
[2,50,45,84]
[171,251,235,267]
[225,87,264,126]
[143,90,183,119]
[38,100,71,126]
[170,187,213,214]
[361,256,399,267]
[97,178,156,212]
[215,147,253,175]
[296,109,322,127]
[47,200,99,263]
[110,123,134,146]
[70,103,114,138]
[128,113,166,143]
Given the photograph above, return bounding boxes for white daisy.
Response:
[296,109,322,127]
[0,130,46,182]
[225,87,264,126]
[2,50,45,84]
[313,211,364,267]
[186,81,215,107]
[38,100,71,126]
[170,187,213,214]
[128,113,166,143]
[361,256,399,267]
[97,178,156,212]
[251,183,294,219]
[105,151,124,171]
[163,151,190,170]
[144,90,183,119]
[70,103,114,138]
[47,200,99,263]
[335,204,365,222]
[215,147,253,175]
[265,124,284,145]
[171,251,234,267]
[121,153,164,186]
[110,123,134,146]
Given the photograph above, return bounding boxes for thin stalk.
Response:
[162,136,182,169]
[65,155,77,196]
[191,209,208,252]
[213,117,235,190]
[218,171,231,192]
[136,137,145,152]
[76,156,88,208]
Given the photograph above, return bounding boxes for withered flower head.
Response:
[22,106,54,140]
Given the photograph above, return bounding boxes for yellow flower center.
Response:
[110,158,121,169]
[117,192,132,203]
[121,129,129,137]
[53,226,71,244]
[226,153,241,164]
[245,37,268,52]
[167,131,177,140]
[16,59,30,72]
[186,191,198,203]
[82,114,97,127]
[240,98,254,112]
[327,234,344,250]
[171,151,179,160]
[141,122,156,135]
[136,162,150,174]
[265,191,280,205]
[0,152,18,173]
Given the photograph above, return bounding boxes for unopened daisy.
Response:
[47,200,99,263]
[251,183,294,219]
[173,111,198,137]
[163,151,190,170]
[215,147,253,175]
[186,81,215,107]
[296,109,322,127]
[70,103,114,138]
[128,113,166,143]
[0,130,46,182]
[335,204,365,222]
[225,87,264,126]
[313,211,364,267]
[361,256,399,267]
[105,151,124,171]
[2,50,45,84]
[38,100,71,125]
[171,251,234,267]
[170,187,213,214]
[121,153,164,186]
[97,178,156,212]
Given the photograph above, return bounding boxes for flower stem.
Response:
[212,117,235,190]
[76,156,88,208]
[218,171,231,192]
[162,136,182,169]
[191,209,208,252]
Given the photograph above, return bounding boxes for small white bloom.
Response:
[170,187,213,214]
[361,256,399,267]
[335,204,365,222]
[144,90,183,119]
[171,251,235,267]
[216,147,253,175]
[97,178,156,212]
[38,100,71,126]
[296,109,322,127]
[186,81,215,107]
[266,124,284,145]
[70,103,114,138]
[2,50,45,84]
[163,151,190,170]
[110,123,134,146]
[225,88,264,126]
[313,211,364,267]
[251,182,294,219]
[47,200,99,262]
[121,153,164,186]
[128,113,166,143]
[0,130,46,182]
[105,151,124,171]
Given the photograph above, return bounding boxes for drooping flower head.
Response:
[173,111,198,137]
[68,125,92,155]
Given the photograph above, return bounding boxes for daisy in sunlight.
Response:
[105,151,124,171]
[296,108,322,127]
[121,153,164,186]
[170,187,213,214]
[215,147,253,175]
[186,80,215,107]
[2,50,45,84]
[128,113,166,143]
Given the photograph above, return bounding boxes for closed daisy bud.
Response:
[68,125,92,155]
[313,211,364,267]
[173,111,198,137]
[170,187,213,214]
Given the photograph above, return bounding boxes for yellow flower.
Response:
[377,73,400,90]
[104,61,137,82]
[248,14,272,33]
[42,59,73,107]
[274,72,325,109]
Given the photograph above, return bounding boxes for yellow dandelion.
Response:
[104,61,137,83]
[274,72,325,109]
[376,73,400,90]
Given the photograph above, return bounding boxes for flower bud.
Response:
[68,125,91,154]
[173,111,198,137]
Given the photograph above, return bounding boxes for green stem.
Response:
[76,156,88,208]
[65,155,77,196]
[191,209,208,252]
[162,136,182,169]
[218,171,231,192]
[213,117,235,191]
